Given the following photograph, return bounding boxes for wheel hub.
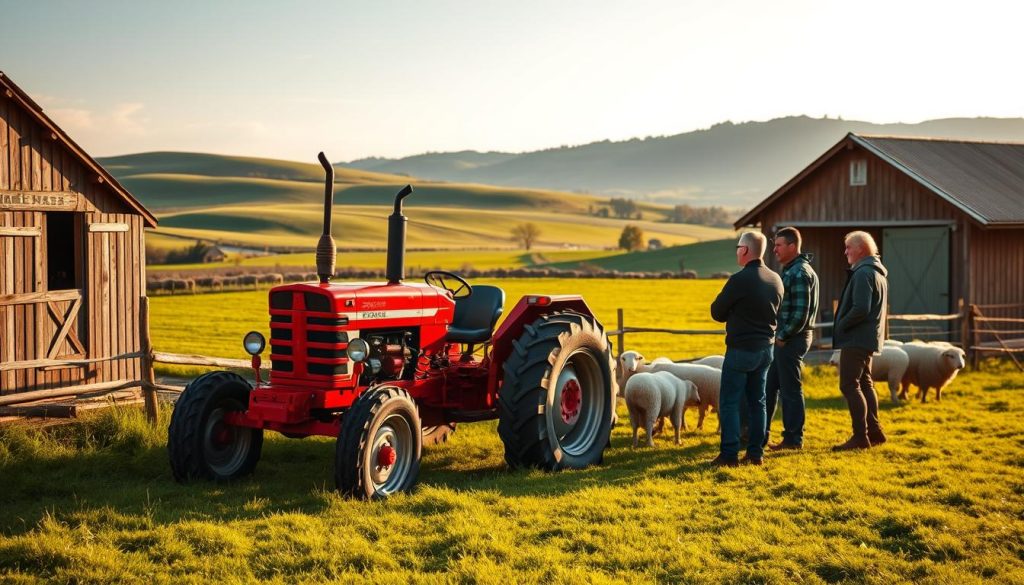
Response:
[377,443,397,468]
[560,379,582,424]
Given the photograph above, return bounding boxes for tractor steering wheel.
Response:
[424,271,473,300]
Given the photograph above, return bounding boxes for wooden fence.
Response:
[2,299,1022,423]
[610,301,1024,372]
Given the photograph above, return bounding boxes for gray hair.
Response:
[739,231,767,258]
[845,230,879,256]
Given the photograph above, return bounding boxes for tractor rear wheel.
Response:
[422,423,457,446]
[498,312,614,470]
[168,371,263,482]
[335,386,422,499]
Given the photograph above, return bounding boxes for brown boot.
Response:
[832,436,871,451]
[768,441,802,451]
[740,454,764,466]
[868,430,887,446]
[709,454,739,468]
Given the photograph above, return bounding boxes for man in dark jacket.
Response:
[833,230,889,451]
[710,231,783,466]
[765,227,819,451]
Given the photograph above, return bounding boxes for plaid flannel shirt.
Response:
[777,253,819,342]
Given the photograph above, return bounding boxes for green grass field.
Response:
[549,238,739,275]
[3,279,1024,582]
[2,362,1023,583]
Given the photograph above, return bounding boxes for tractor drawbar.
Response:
[386,185,414,284]
[316,151,336,284]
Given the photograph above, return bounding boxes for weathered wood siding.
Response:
[0,90,145,395]
[752,144,976,320]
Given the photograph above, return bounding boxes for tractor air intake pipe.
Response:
[386,185,414,284]
[316,151,336,284]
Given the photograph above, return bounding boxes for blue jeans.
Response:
[764,331,812,447]
[719,346,774,460]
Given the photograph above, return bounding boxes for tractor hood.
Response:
[268,281,455,326]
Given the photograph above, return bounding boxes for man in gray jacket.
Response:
[832,230,888,451]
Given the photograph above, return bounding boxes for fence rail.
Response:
[611,302,1023,372]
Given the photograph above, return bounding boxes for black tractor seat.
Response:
[446,285,505,344]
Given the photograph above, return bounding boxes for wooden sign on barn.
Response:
[0,71,157,404]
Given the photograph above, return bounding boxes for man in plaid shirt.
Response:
[764,227,819,450]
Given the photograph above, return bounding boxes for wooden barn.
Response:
[735,132,1024,346]
[0,71,157,404]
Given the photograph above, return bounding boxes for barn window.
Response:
[850,159,867,186]
[46,212,81,290]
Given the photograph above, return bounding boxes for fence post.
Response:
[958,298,969,362]
[140,296,159,424]
[616,308,624,358]
[969,304,979,369]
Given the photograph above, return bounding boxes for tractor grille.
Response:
[307,330,348,344]
[270,292,292,310]
[269,289,350,383]
[304,292,332,312]
[308,363,349,376]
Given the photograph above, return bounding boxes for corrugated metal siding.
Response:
[860,136,1024,225]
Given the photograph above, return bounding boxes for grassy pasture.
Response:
[2,364,1023,583]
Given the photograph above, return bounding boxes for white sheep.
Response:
[899,342,966,402]
[829,346,910,403]
[883,339,904,347]
[647,361,722,431]
[650,355,724,369]
[690,355,724,369]
[624,371,699,448]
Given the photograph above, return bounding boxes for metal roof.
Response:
[0,71,157,227]
[736,133,1024,228]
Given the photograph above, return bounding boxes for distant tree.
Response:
[511,222,542,250]
[609,197,638,219]
[596,208,610,218]
[164,240,211,264]
[668,204,733,227]
[618,225,644,252]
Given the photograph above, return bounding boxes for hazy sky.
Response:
[2,0,1022,162]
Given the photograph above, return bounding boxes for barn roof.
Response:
[736,133,1024,228]
[0,71,157,227]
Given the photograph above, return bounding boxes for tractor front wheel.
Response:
[335,386,422,498]
[498,312,614,470]
[168,371,263,482]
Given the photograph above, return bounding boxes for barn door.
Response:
[0,212,43,392]
[85,217,136,383]
[882,226,950,339]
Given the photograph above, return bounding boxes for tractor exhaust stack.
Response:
[315,152,336,284]
[386,185,414,284]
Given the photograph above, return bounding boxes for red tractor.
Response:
[168,153,616,498]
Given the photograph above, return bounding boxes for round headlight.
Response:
[347,338,369,362]
[243,331,266,356]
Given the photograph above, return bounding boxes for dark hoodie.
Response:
[833,255,889,352]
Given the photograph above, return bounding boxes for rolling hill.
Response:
[97,152,733,255]
[343,116,1024,207]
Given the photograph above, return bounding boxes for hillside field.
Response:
[153,204,730,252]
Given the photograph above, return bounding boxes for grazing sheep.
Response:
[900,342,966,402]
[884,339,904,347]
[624,371,699,447]
[829,346,910,403]
[647,361,722,431]
[617,350,652,390]
[650,356,674,365]
[691,355,725,369]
